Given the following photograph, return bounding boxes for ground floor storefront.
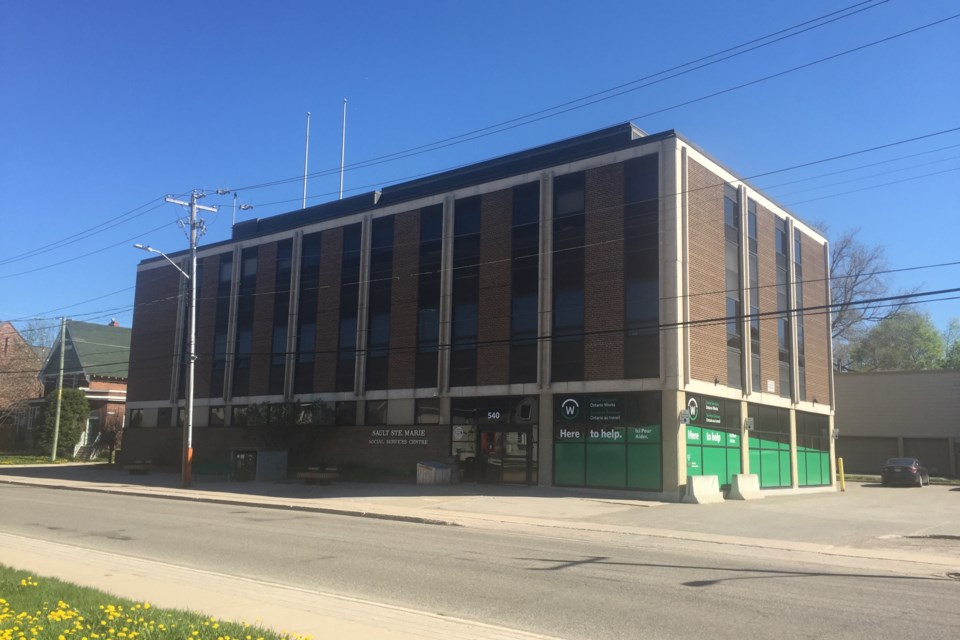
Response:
[121,389,834,498]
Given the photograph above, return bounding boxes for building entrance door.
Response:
[477,427,532,485]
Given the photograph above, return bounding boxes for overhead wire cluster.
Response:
[2,0,958,331]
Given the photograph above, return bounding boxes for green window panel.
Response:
[798,450,808,486]
[760,449,781,487]
[627,444,661,491]
[585,444,626,488]
[687,445,703,476]
[779,450,792,487]
[726,447,742,485]
[702,446,728,483]
[554,443,585,486]
[749,448,760,477]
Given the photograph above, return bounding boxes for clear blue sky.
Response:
[1,0,958,339]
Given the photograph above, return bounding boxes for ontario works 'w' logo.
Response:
[560,398,580,421]
[686,398,699,422]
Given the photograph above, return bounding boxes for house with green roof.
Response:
[33,319,131,457]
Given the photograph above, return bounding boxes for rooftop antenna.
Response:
[302,111,310,209]
[339,98,347,200]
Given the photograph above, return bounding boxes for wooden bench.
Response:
[124,460,153,475]
[296,466,339,485]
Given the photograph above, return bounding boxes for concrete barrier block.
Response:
[682,475,724,504]
[728,473,764,500]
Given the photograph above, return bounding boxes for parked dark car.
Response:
[880,457,930,486]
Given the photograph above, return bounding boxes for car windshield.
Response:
[885,458,916,466]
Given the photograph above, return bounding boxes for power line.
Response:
[10,148,960,330]
[5,284,958,378]
[5,12,954,286]
[221,0,896,195]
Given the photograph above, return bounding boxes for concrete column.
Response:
[663,390,686,500]
[829,412,837,488]
[538,171,554,389]
[661,140,685,391]
[538,391,553,486]
[284,231,303,400]
[741,399,750,474]
[354,216,372,398]
[789,408,799,488]
[223,246,242,402]
[169,266,188,404]
[437,196,455,391]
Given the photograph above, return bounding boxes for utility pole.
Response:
[49,317,66,462]
[164,191,216,487]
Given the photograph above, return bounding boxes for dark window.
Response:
[552,173,585,382]
[366,400,388,425]
[232,248,257,397]
[624,154,660,378]
[748,201,761,393]
[416,205,443,388]
[795,229,806,401]
[450,197,480,387]
[724,184,742,390]
[129,409,143,429]
[269,240,293,395]
[335,401,357,426]
[510,182,540,383]
[208,406,225,426]
[415,398,441,424]
[294,233,322,394]
[210,253,232,398]
[775,218,792,398]
[337,224,362,391]
[157,407,171,428]
[366,217,394,390]
[231,405,249,427]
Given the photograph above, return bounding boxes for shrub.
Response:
[34,388,90,457]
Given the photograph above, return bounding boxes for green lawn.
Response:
[0,565,310,640]
[0,455,77,465]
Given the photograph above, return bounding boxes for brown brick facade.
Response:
[801,232,831,404]
[477,189,512,386]
[388,210,420,389]
[194,253,221,399]
[687,159,727,385]
[584,163,625,380]
[248,242,277,396]
[127,265,182,402]
[314,228,343,392]
[756,202,782,395]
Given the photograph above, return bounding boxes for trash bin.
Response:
[417,461,451,485]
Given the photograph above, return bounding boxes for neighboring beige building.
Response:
[835,370,960,477]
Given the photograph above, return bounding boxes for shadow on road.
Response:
[517,554,952,587]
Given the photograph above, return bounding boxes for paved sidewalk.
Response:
[2,463,959,638]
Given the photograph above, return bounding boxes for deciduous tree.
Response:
[849,310,944,371]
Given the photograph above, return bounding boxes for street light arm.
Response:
[133,243,190,280]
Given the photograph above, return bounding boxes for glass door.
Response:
[478,427,531,485]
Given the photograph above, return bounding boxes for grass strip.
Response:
[0,564,311,640]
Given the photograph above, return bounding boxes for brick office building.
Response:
[121,123,835,498]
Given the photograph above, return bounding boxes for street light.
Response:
[134,193,215,488]
[134,241,195,487]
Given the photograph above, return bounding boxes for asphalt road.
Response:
[1,484,958,639]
